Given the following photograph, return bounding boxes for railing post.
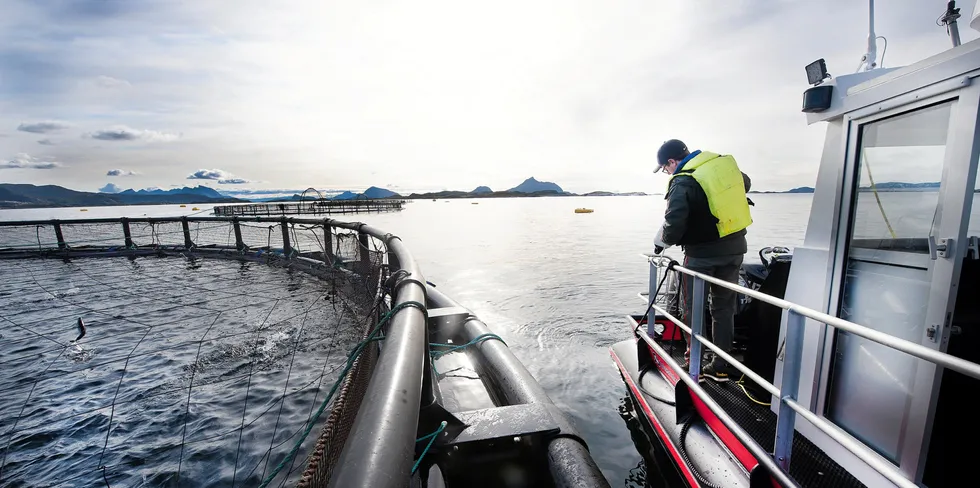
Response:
[774,310,805,472]
[53,221,66,250]
[322,219,333,265]
[121,218,134,249]
[358,231,371,272]
[281,218,292,257]
[689,277,706,381]
[233,217,245,251]
[647,257,658,337]
[181,217,193,249]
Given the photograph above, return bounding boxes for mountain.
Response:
[787,186,815,193]
[332,191,358,200]
[471,186,493,194]
[118,185,224,198]
[508,177,563,194]
[860,181,939,191]
[362,186,400,199]
[0,183,242,209]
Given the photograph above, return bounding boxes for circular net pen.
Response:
[0,217,399,487]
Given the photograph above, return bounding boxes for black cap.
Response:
[655,139,689,172]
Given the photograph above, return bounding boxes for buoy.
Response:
[191,207,200,211]
[574,208,593,213]
[179,204,186,207]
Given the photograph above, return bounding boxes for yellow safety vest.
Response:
[668,151,752,237]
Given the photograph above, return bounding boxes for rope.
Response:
[257,300,427,488]
[429,333,505,375]
[412,421,447,474]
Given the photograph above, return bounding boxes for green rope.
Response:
[412,421,447,474]
[257,299,427,488]
[429,333,505,375]
[430,333,505,360]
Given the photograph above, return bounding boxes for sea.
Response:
[2,193,978,486]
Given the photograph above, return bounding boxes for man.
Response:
[653,139,752,382]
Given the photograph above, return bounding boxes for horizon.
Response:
[2,2,975,195]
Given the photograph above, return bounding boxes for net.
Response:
[0,218,390,487]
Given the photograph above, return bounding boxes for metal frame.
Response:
[814,85,980,481]
[644,258,980,487]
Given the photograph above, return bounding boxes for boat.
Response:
[575,208,594,213]
[180,204,187,207]
[611,2,980,487]
[0,215,608,487]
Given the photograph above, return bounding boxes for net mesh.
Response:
[0,218,390,487]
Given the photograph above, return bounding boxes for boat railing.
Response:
[639,254,980,488]
[0,216,430,487]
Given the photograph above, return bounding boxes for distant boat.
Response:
[191,207,200,211]
[574,208,593,213]
[471,202,479,205]
[179,204,187,207]
[79,209,88,212]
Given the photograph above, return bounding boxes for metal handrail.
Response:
[641,255,979,488]
[669,261,980,380]
[645,303,916,488]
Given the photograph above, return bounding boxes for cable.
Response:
[862,156,897,238]
[637,366,675,406]
[634,259,678,335]
[876,36,887,68]
[678,415,721,488]
[736,375,771,406]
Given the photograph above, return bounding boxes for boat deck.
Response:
[660,343,864,487]
[615,335,866,488]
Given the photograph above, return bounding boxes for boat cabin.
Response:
[613,5,980,488]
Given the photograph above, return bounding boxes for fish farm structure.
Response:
[213,188,405,216]
[0,216,607,487]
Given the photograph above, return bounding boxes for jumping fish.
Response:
[75,318,86,342]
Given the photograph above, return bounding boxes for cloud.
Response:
[3,153,62,169]
[17,121,71,134]
[218,178,251,184]
[106,168,138,176]
[188,168,229,180]
[96,75,131,89]
[86,126,180,142]
[99,182,122,193]
[37,139,56,146]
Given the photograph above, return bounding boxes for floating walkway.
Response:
[214,199,404,216]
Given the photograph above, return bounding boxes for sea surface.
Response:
[2,193,979,486]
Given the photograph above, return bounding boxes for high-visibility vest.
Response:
[668,151,752,237]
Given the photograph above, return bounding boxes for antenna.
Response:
[939,1,963,47]
[856,0,878,72]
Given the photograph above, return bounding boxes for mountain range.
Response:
[0,183,242,209]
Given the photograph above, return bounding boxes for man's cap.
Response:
[654,139,688,173]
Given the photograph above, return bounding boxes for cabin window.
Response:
[826,101,952,463]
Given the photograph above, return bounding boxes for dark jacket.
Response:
[660,171,751,258]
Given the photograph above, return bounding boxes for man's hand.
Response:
[654,226,670,254]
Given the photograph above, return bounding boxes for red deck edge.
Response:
[611,348,701,488]
[645,342,763,476]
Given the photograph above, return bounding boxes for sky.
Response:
[1,0,977,197]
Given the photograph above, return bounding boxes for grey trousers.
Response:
[680,253,743,366]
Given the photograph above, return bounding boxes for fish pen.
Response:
[213,199,405,217]
[0,216,608,488]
